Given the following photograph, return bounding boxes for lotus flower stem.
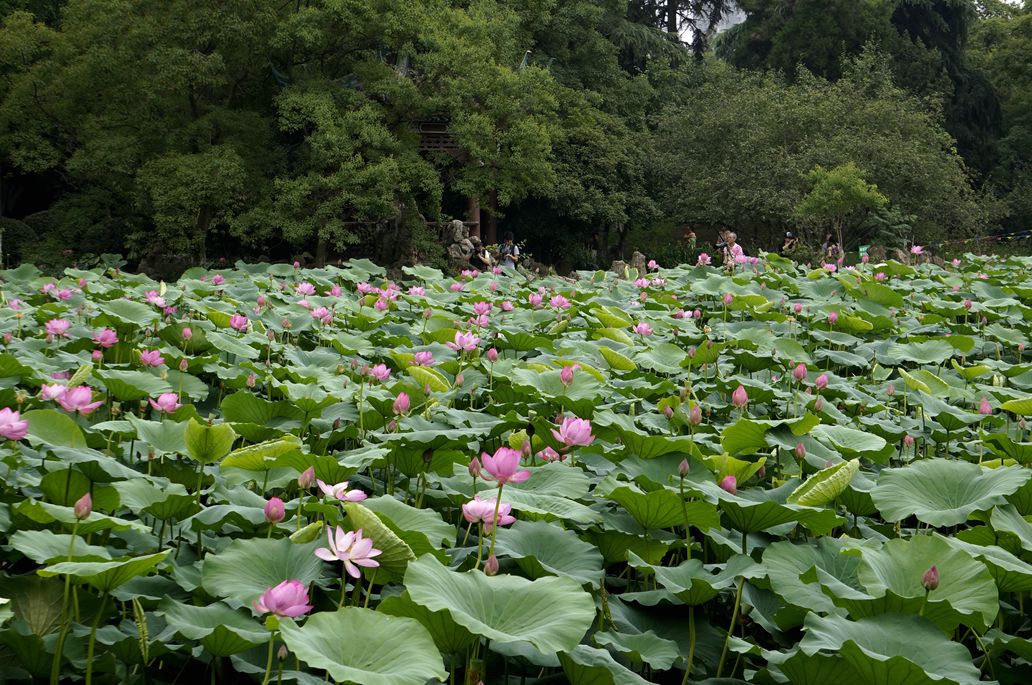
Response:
[363,569,378,608]
[261,631,276,685]
[679,605,696,685]
[338,566,348,609]
[50,520,81,685]
[84,591,108,685]
[486,485,505,561]
[715,577,744,678]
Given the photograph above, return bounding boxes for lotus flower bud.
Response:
[723,293,734,306]
[264,497,285,523]
[423,448,434,465]
[387,419,397,432]
[814,396,824,411]
[393,392,410,415]
[486,347,499,363]
[298,466,315,489]
[246,372,256,388]
[664,405,674,419]
[793,302,803,314]
[978,397,992,415]
[92,350,103,361]
[278,644,288,661]
[815,374,829,390]
[887,384,896,396]
[484,554,499,576]
[469,457,482,478]
[560,365,575,386]
[792,363,807,382]
[454,372,464,387]
[182,327,193,340]
[678,459,689,477]
[521,440,532,459]
[794,443,806,460]
[827,311,838,325]
[693,309,701,319]
[921,565,939,591]
[74,492,92,520]
[1019,342,1026,353]
[1020,418,1027,431]
[731,385,748,408]
[719,475,737,495]
[903,434,915,447]
[688,405,702,426]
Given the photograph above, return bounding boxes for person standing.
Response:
[722,231,744,269]
[498,232,520,269]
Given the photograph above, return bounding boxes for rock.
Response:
[457,239,474,257]
[628,251,647,273]
[609,260,627,275]
[444,219,467,244]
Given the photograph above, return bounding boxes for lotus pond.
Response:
[2,254,1032,685]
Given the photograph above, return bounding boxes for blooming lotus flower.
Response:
[357,282,375,294]
[144,290,166,307]
[792,363,807,382]
[0,408,28,441]
[978,397,993,415]
[411,351,434,366]
[815,374,829,390]
[211,274,225,285]
[827,311,838,325]
[311,306,332,324]
[560,365,576,386]
[74,492,92,520]
[368,364,390,382]
[329,284,342,297]
[264,497,286,523]
[537,447,563,462]
[393,392,410,415]
[40,384,67,402]
[315,526,381,578]
[500,301,514,312]
[473,301,492,316]
[698,253,711,266]
[316,479,368,502]
[92,328,118,348]
[720,475,737,495]
[148,393,181,414]
[296,282,316,296]
[462,495,516,532]
[469,314,489,327]
[632,322,653,336]
[480,446,531,486]
[58,386,103,415]
[139,350,164,367]
[229,314,250,332]
[447,331,480,352]
[952,258,961,267]
[875,272,886,281]
[823,263,837,272]
[551,416,595,448]
[911,245,923,255]
[731,385,748,408]
[550,295,570,309]
[253,579,312,618]
[298,466,315,489]
[374,298,389,311]
[528,293,543,307]
[647,259,659,270]
[45,319,71,340]
[408,286,426,296]
[921,565,939,591]
[449,282,465,292]
[635,278,650,289]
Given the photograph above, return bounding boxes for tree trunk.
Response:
[666,0,678,33]
[466,195,481,240]
[315,233,328,266]
[195,205,212,265]
[485,190,498,246]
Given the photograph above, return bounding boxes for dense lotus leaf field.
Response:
[2,254,1032,684]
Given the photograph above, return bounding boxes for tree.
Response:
[794,163,888,251]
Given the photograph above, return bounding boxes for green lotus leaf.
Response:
[377,591,477,654]
[787,459,859,506]
[559,644,651,685]
[157,598,266,656]
[627,551,760,605]
[184,418,238,463]
[491,519,604,587]
[22,409,86,449]
[38,551,170,592]
[280,608,447,685]
[220,435,303,470]
[201,537,323,605]
[593,630,680,670]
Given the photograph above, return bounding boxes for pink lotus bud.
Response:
[814,396,824,411]
[468,457,482,478]
[1019,343,1026,353]
[978,397,992,415]
[179,358,189,372]
[688,405,702,425]
[521,440,532,459]
[92,349,103,361]
[560,365,575,386]
[731,385,748,408]
[664,405,674,419]
[484,554,499,576]
[815,374,829,390]
[264,497,285,523]
[693,309,701,319]
[794,443,806,460]
[246,373,256,388]
[393,392,410,415]
[827,311,838,325]
[298,466,315,489]
[678,459,689,477]
[454,372,464,387]
[74,492,92,520]
[903,434,915,447]
[921,565,939,591]
[181,327,193,340]
[486,347,499,363]
[862,254,870,264]
[887,384,896,396]
[278,644,288,661]
[719,475,737,495]
[723,293,734,306]
[792,363,807,382]
[293,260,300,268]
[793,302,803,314]
[1019,418,1027,430]
[963,299,972,310]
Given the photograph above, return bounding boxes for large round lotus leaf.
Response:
[201,537,323,605]
[279,608,447,685]
[157,598,266,656]
[871,460,1031,527]
[491,519,604,587]
[559,644,651,685]
[377,592,477,654]
[763,538,863,620]
[627,551,761,606]
[845,534,999,632]
[778,613,984,685]
[38,551,170,592]
[403,554,595,653]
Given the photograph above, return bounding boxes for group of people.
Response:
[468,232,520,271]
[781,230,844,262]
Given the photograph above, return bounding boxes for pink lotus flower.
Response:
[357,282,375,294]
[632,322,653,336]
[229,314,250,332]
[486,348,499,363]
[315,526,382,578]
[560,365,576,386]
[963,299,972,310]
[875,272,886,281]
[74,492,92,519]
[148,393,181,414]
[211,274,225,285]
[793,303,803,314]
[720,475,737,495]
[688,405,702,425]
[550,295,570,310]
[411,351,434,366]
[253,579,313,618]
[40,384,66,402]
[468,314,489,327]
[0,408,28,441]
[393,392,410,415]
[368,364,390,382]
[952,258,961,267]
[537,446,563,462]
[45,319,71,340]
[264,497,286,523]
[551,416,595,448]
[447,331,480,352]
[316,479,368,502]
[823,263,837,272]
[887,384,896,396]
[500,301,514,312]
[298,466,315,489]
[408,286,426,296]
[374,298,389,311]
[722,293,734,306]
[731,385,748,408]
[921,565,939,591]
[480,446,531,486]
[181,327,193,340]
[145,290,166,307]
[647,259,659,270]
[911,245,924,255]
[473,301,492,316]
[693,309,701,319]
[698,253,711,266]
[634,278,650,289]
[296,282,316,296]
[528,293,543,307]
[311,306,332,324]
[815,374,829,390]
[903,434,915,447]
[58,386,103,415]
[139,350,164,367]
[861,254,870,264]
[792,363,807,382]
[827,311,838,325]
[794,443,806,460]
[92,328,118,348]
[978,397,993,415]
[449,282,465,292]
[462,495,516,532]
[91,350,103,361]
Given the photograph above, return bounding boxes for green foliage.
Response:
[795,163,888,248]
